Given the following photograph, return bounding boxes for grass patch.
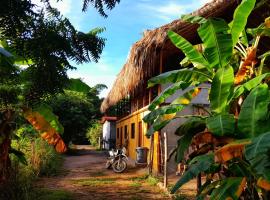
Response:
[146,176,159,186]
[129,181,142,187]
[34,188,73,200]
[89,171,105,177]
[129,173,149,181]
[72,177,116,187]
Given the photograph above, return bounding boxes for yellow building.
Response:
[100,0,244,174]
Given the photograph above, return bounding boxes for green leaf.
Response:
[171,153,214,194]
[33,104,64,134]
[168,30,209,70]
[146,117,171,137]
[230,0,256,46]
[143,104,184,124]
[245,132,270,181]
[210,177,246,200]
[0,47,13,57]
[228,73,270,103]
[171,87,201,105]
[175,118,206,136]
[148,69,211,88]
[181,14,207,24]
[9,148,27,165]
[148,82,190,111]
[238,84,270,138]
[247,24,270,37]
[206,114,235,137]
[198,19,232,69]
[67,78,91,93]
[175,118,206,162]
[209,66,234,113]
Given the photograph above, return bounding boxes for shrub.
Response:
[0,125,64,200]
[86,121,102,147]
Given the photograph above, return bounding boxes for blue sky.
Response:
[48,0,210,97]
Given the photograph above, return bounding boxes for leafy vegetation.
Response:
[0,0,119,198]
[143,0,270,199]
[86,121,103,147]
[48,83,106,145]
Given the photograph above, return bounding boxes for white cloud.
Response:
[137,0,213,23]
[50,0,72,15]
[31,0,72,16]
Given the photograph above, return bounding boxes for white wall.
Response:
[103,121,111,149]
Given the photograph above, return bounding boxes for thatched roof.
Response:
[100,0,268,113]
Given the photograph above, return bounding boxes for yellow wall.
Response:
[116,107,160,173]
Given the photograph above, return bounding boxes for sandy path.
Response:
[35,146,171,200]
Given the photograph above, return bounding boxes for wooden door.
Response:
[138,121,142,147]
[120,127,123,147]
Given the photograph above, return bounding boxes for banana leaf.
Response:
[175,118,206,162]
[9,148,27,165]
[145,117,171,137]
[171,87,201,105]
[215,139,251,163]
[171,153,214,194]
[175,118,206,136]
[228,73,270,103]
[198,18,233,69]
[245,132,270,181]
[230,0,256,46]
[181,14,207,24]
[210,177,246,200]
[148,81,190,111]
[168,30,209,70]
[238,84,270,138]
[148,68,211,88]
[33,104,64,134]
[67,78,91,93]
[0,47,13,57]
[206,114,235,137]
[209,66,234,114]
[143,104,184,124]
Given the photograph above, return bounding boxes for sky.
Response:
[48,0,211,97]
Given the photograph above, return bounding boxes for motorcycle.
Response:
[106,147,128,173]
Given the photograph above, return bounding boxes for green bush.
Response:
[0,125,64,200]
[86,121,102,147]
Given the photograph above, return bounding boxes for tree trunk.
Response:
[0,110,14,185]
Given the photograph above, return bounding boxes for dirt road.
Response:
[36,146,171,200]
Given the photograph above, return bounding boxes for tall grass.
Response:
[0,126,63,200]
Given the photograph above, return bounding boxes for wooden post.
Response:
[197,173,202,194]
[164,132,168,188]
[148,135,154,175]
[98,137,101,150]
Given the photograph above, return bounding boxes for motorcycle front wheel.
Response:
[112,158,127,173]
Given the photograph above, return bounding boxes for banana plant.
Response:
[143,0,270,199]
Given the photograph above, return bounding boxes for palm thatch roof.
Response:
[101,0,269,113]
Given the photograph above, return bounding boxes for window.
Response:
[131,123,135,139]
[124,125,128,139]
[117,128,119,138]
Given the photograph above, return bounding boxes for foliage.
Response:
[143,0,270,199]
[82,0,120,16]
[48,82,106,145]
[86,121,103,147]
[0,0,118,184]
[0,125,63,200]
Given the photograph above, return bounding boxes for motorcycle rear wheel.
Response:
[112,158,127,173]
